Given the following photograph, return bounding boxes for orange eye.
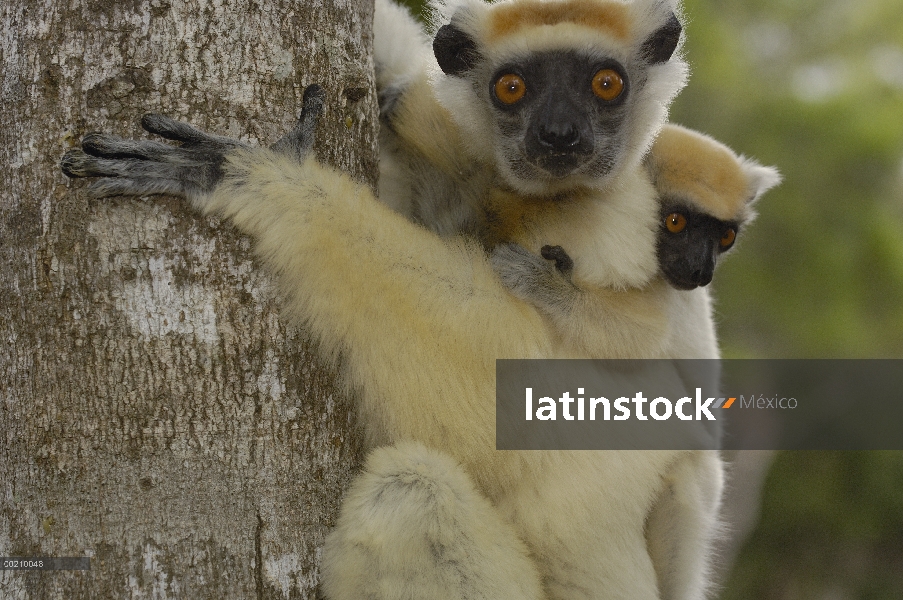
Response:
[494,74,526,104]
[720,228,736,248]
[665,213,687,233]
[592,69,624,101]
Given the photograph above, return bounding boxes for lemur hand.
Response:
[540,245,574,276]
[490,243,577,312]
[61,84,326,202]
[270,84,326,163]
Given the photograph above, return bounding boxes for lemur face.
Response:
[432,3,683,194]
[656,202,740,290]
[488,52,631,181]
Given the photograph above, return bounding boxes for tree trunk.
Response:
[0,0,375,597]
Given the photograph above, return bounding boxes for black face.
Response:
[488,52,630,179]
[656,202,740,290]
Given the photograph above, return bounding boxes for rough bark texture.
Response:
[0,0,375,597]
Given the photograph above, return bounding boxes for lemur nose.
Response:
[692,268,714,287]
[538,122,580,151]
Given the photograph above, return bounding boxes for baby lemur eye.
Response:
[665,212,687,233]
[591,69,624,101]
[720,228,736,249]
[494,74,527,104]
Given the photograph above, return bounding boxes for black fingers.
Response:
[62,146,212,199]
[491,243,572,308]
[61,149,193,198]
[61,112,247,201]
[141,113,213,143]
[303,84,327,113]
[81,132,181,161]
[62,149,138,178]
[271,84,327,162]
[60,149,89,178]
[141,114,249,149]
[541,245,574,275]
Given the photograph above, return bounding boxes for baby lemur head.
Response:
[430,0,688,196]
[647,124,781,290]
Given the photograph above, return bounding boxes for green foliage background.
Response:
[397,0,903,596]
[675,0,903,361]
[674,1,903,598]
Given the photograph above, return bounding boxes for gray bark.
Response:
[0,0,376,597]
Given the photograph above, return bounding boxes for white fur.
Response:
[645,450,725,600]
[198,136,725,599]
[373,0,433,92]
[356,1,724,598]
[528,171,661,289]
[322,442,544,600]
[739,156,782,219]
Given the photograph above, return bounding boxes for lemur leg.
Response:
[322,443,544,600]
[497,451,671,600]
[645,451,724,600]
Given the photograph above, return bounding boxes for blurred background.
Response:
[674,1,903,598]
[402,0,903,597]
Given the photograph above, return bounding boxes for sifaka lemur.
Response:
[61,0,777,597]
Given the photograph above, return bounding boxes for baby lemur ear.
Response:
[433,24,480,76]
[741,159,782,203]
[641,13,682,64]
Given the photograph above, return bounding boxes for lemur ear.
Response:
[434,24,480,76]
[741,159,782,204]
[641,13,682,64]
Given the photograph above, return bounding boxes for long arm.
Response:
[64,87,554,598]
[62,86,551,468]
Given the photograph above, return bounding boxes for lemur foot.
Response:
[61,84,327,201]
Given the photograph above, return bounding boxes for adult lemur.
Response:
[375,0,778,276]
[367,6,778,598]
[60,0,777,598]
[374,0,778,360]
